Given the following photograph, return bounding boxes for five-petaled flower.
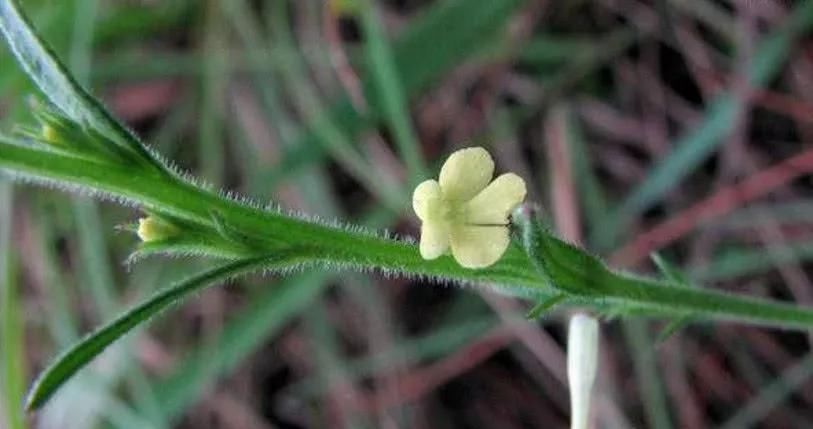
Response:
[412,147,526,269]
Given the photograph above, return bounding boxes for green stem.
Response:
[519,210,813,329]
[0,140,542,289]
[7,140,813,329]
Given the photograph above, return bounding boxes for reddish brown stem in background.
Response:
[611,147,813,267]
[354,327,514,413]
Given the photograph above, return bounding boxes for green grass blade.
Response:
[223,0,299,145]
[719,353,813,429]
[34,200,81,345]
[360,3,427,184]
[692,240,813,282]
[198,0,227,185]
[393,0,524,94]
[623,320,673,429]
[265,0,525,185]
[93,1,192,46]
[68,0,117,319]
[596,0,813,246]
[562,105,609,243]
[292,315,496,399]
[154,271,328,419]
[0,184,24,429]
[266,0,404,211]
[24,256,282,410]
[72,201,118,318]
[651,253,689,285]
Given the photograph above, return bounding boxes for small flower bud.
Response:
[41,124,62,144]
[136,217,178,243]
[568,314,599,429]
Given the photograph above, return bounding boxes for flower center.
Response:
[432,196,465,225]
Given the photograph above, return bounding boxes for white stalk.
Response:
[568,313,599,429]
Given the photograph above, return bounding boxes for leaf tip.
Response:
[24,382,45,412]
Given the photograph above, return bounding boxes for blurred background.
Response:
[1,0,813,427]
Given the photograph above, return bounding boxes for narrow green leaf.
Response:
[360,3,427,183]
[94,1,193,46]
[597,0,813,246]
[24,256,288,410]
[0,0,163,172]
[563,106,609,241]
[292,315,496,399]
[198,0,227,185]
[266,0,405,212]
[692,240,813,282]
[264,0,525,185]
[719,353,813,429]
[623,320,674,429]
[650,252,689,285]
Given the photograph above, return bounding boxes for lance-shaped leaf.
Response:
[0,0,165,172]
[25,255,296,410]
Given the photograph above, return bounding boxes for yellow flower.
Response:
[412,147,526,269]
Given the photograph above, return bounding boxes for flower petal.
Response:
[449,225,510,268]
[439,147,494,201]
[419,221,450,260]
[412,179,442,221]
[464,173,526,225]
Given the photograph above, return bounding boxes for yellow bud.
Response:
[136,217,178,242]
[41,124,61,144]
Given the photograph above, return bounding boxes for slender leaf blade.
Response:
[361,4,427,183]
[0,0,161,169]
[25,256,286,410]
[651,252,689,285]
[265,0,525,185]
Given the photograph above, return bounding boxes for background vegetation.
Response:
[2,0,813,427]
